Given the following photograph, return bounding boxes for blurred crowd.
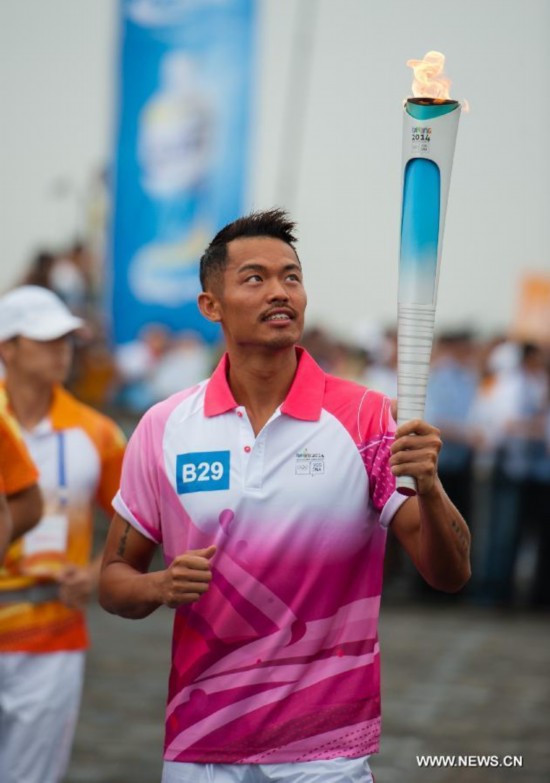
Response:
[304,325,550,611]
[8,242,550,612]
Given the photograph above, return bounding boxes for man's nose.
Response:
[266,278,289,301]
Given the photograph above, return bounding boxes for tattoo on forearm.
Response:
[117,523,131,557]
[451,517,469,554]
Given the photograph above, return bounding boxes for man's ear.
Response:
[198,291,222,323]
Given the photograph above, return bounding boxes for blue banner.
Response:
[109,0,256,345]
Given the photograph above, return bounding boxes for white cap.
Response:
[0,285,85,342]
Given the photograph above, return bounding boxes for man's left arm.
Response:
[389,419,471,592]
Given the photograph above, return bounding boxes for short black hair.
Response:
[199,208,298,291]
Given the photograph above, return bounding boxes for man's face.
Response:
[200,236,307,352]
[2,335,74,386]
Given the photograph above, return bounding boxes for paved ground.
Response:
[66,598,550,783]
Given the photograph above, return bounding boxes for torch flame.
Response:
[407,51,451,100]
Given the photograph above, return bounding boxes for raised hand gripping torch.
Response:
[397,52,462,495]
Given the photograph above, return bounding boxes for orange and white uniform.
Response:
[0,384,125,783]
[0,384,125,651]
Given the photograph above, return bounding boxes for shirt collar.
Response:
[204,347,326,421]
[203,355,239,416]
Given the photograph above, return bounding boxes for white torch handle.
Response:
[396,301,436,495]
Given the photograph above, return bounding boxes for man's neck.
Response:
[5,375,54,430]
[227,346,298,435]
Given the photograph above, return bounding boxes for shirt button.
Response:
[244,446,251,453]
[237,411,243,418]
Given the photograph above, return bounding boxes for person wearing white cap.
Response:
[0,285,126,783]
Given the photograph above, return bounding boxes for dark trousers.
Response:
[481,471,523,605]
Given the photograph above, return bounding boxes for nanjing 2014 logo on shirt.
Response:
[176,451,230,494]
[295,449,325,476]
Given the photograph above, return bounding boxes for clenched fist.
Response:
[158,545,217,608]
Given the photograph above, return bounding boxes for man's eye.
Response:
[245,274,262,283]
[286,274,301,282]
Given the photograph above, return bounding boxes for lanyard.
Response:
[57,431,69,509]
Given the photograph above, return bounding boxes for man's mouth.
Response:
[262,309,294,322]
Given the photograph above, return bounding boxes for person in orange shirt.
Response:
[0,413,43,559]
[0,285,126,783]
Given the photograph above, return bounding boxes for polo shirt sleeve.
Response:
[95,419,127,517]
[362,395,406,526]
[0,415,39,496]
[113,410,162,544]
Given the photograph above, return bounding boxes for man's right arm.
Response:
[99,512,216,619]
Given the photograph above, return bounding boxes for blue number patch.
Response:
[176,451,230,494]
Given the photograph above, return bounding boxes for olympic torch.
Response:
[396,52,462,495]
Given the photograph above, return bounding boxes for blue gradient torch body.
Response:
[397,98,461,495]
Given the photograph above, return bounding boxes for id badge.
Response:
[21,514,69,577]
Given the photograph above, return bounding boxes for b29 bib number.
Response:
[176,451,230,494]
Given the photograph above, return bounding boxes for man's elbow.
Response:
[98,585,131,618]
[424,560,472,594]
[98,570,154,620]
[98,570,122,616]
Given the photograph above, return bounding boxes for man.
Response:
[0,285,126,783]
[477,341,548,606]
[100,210,471,783]
[0,413,43,559]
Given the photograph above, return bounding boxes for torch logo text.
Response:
[411,126,431,142]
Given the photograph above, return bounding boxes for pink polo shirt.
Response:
[114,348,406,763]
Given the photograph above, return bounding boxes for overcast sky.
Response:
[1,0,549,342]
